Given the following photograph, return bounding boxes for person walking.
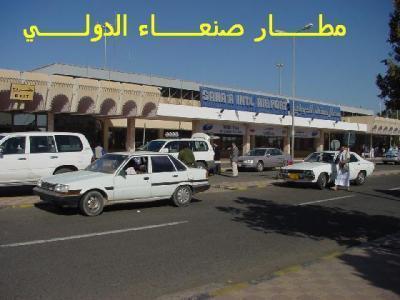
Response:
[178,145,196,167]
[229,142,239,177]
[332,146,351,191]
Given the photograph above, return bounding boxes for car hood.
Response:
[282,162,330,171]
[41,170,111,185]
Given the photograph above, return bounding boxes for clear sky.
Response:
[0,0,393,112]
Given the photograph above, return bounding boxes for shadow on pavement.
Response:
[35,198,202,216]
[216,196,400,295]
[0,186,34,197]
[339,238,400,295]
[375,189,400,199]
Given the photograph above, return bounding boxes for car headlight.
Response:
[37,179,42,187]
[244,160,254,164]
[54,184,69,193]
[304,170,314,178]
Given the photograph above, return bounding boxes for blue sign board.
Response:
[200,86,289,116]
[290,101,341,121]
[200,86,341,121]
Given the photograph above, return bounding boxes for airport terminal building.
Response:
[0,63,398,158]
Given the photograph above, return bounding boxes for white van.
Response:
[0,132,93,186]
[141,136,215,170]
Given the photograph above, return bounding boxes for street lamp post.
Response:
[276,23,313,159]
[276,63,284,95]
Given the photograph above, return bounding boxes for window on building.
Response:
[55,135,83,152]
[151,156,176,173]
[30,136,56,153]
[1,136,26,154]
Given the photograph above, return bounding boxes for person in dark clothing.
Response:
[213,143,221,175]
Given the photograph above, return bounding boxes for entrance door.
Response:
[0,136,31,184]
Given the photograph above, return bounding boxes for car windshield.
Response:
[141,141,165,152]
[247,149,266,156]
[305,152,335,163]
[86,154,128,174]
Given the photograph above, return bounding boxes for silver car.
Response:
[383,150,400,165]
[238,148,292,172]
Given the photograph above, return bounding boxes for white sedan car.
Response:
[280,151,375,189]
[34,152,210,216]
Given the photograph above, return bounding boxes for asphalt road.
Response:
[1,175,400,299]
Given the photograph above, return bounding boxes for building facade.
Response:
[0,63,398,158]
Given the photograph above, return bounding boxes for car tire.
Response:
[54,167,75,175]
[79,191,104,216]
[316,173,327,190]
[256,161,264,172]
[196,161,207,170]
[172,185,192,207]
[355,171,366,186]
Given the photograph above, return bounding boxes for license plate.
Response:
[288,173,299,180]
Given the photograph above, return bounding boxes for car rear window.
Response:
[169,155,187,171]
[55,135,83,152]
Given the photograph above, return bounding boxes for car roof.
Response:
[151,138,208,142]
[0,131,83,136]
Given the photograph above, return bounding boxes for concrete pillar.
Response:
[158,128,164,139]
[102,119,110,152]
[314,130,325,152]
[250,135,256,149]
[126,117,136,151]
[47,112,54,131]
[283,130,290,155]
[243,125,251,154]
[192,120,200,134]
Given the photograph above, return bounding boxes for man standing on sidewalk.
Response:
[229,142,239,177]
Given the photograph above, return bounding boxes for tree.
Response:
[377,0,400,111]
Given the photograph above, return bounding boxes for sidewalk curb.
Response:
[175,232,400,299]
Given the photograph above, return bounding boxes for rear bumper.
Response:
[192,183,210,193]
[33,187,81,207]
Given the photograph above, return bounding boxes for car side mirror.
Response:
[119,169,127,177]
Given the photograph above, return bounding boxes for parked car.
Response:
[238,148,292,172]
[280,151,375,189]
[0,132,93,186]
[382,149,399,165]
[34,152,210,216]
[141,136,214,170]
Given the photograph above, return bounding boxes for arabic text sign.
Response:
[291,101,341,121]
[200,87,288,115]
[10,84,35,101]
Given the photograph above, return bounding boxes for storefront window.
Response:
[255,136,284,150]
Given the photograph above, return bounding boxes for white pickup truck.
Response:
[280,151,375,189]
[34,152,209,216]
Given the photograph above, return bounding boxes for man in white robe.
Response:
[333,146,351,191]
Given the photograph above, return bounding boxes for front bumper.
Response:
[33,187,81,207]
[280,172,315,182]
[237,162,256,169]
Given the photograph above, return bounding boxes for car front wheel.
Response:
[172,185,192,207]
[80,191,104,216]
[316,173,327,190]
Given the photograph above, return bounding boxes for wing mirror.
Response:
[119,169,127,177]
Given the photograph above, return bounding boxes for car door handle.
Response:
[144,177,149,180]
[50,156,58,159]
[18,158,27,160]
[172,174,178,177]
